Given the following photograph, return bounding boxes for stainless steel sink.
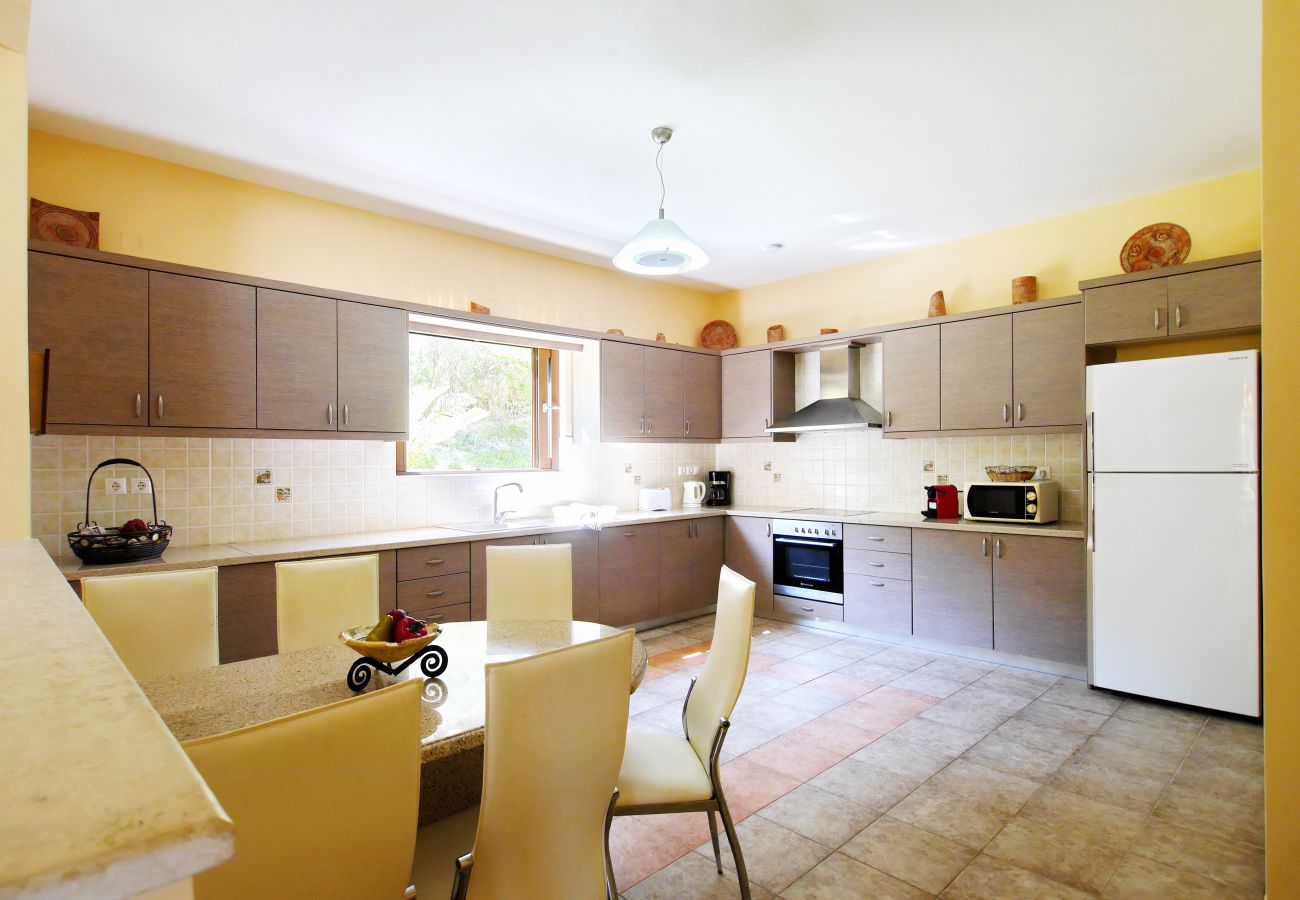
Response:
[439,517,555,534]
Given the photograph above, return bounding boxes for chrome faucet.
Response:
[493,482,523,524]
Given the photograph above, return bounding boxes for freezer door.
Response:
[1086,350,1258,473]
[1089,472,1260,716]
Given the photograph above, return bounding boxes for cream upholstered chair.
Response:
[424,629,633,900]
[183,678,423,900]
[82,567,219,680]
[276,553,380,653]
[485,543,573,621]
[609,565,756,899]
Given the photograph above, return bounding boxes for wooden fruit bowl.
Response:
[339,623,441,664]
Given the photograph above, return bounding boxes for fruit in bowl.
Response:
[340,610,440,664]
[120,518,149,534]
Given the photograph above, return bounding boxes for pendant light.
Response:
[613,126,710,275]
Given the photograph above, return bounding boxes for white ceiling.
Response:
[27,1,1261,291]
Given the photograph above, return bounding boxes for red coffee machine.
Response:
[923,484,961,519]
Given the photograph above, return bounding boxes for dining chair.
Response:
[485,543,573,620]
[607,565,756,899]
[276,553,380,653]
[82,566,219,680]
[415,629,633,899]
[183,678,423,900]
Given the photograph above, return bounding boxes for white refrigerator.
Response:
[1086,350,1260,716]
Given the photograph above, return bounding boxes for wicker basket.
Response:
[66,458,172,564]
[985,465,1039,483]
[339,622,442,664]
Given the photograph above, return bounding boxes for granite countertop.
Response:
[0,540,233,899]
[55,506,1085,580]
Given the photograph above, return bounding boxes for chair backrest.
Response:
[468,630,632,899]
[276,554,380,653]
[485,543,573,621]
[685,566,755,766]
[82,567,218,680]
[183,679,422,900]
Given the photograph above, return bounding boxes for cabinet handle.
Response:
[427,612,445,621]
[764,417,770,430]
[685,419,691,435]
[869,581,886,587]
[885,410,892,427]
[135,393,142,418]
[424,590,445,598]
[639,417,646,435]
[425,558,445,566]
[867,536,884,542]
[1002,403,1009,423]
[624,531,636,537]
[766,521,772,537]
[994,538,1003,558]
[157,395,164,419]
[327,402,334,425]
[1175,304,1183,329]
[868,561,885,568]
[799,605,815,612]
[343,403,350,426]
[1016,402,1024,422]
[647,417,653,434]
[981,537,989,557]
[1153,308,1161,330]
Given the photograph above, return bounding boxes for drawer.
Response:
[407,602,471,625]
[774,594,844,623]
[844,524,911,554]
[397,572,469,611]
[843,548,912,581]
[844,574,912,637]
[397,542,470,581]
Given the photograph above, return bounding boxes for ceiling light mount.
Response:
[613,125,708,276]
[650,125,673,145]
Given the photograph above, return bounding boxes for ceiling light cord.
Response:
[655,141,666,219]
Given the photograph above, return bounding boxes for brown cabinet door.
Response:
[217,562,278,664]
[600,341,645,438]
[1083,280,1168,344]
[337,301,408,434]
[468,535,537,620]
[941,316,1013,430]
[691,517,725,609]
[643,346,685,438]
[658,520,697,617]
[599,525,660,626]
[257,289,338,431]
[722,350,773,438]
[683,352,722,440]
[912,529,993,648]
[993,535,1086,665]
[29,253,149,426]
[724,516,773,611]
[541,529,601,623]
[844,574,912,636]
[882,326,941,433]
[149,272,256,427]
[1013,304,1083,427]
[1169,262,1261,336]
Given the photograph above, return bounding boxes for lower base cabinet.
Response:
[912,530,994,649]
[993,534,1086,666]
[844,574,912,636]
[660,518,725,617]
[599,524,661,627]
[724,516,774,611]
[469,530,600,622]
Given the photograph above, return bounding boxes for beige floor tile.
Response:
[1101,852,1258,899]
[917,697,1013,735]
[756,783,880,849]
[783,852,932,899]
[888,784,1010,850]
[983,815,1126,893]
[841,816,976,894]
[1050,757,1168,814]
[1113,697,1209,729]
[1185,736,1264,775]
[961,730,1074,782]
[1094,714,1198,754]
[914,657,996,684]
[1151,782,1265,847]
[1170,759,1265,807]
[625,850,773,899]
[819,637,893,661]
[992,717,1089,755]
[890,717,985,756]
[1129,819,1265,895]
[1018,785,1146,851]
[1015,698,1109,734]
[700,815,831,893]
[890,671,968,699]
[1038,679,1123,715]
[925,758,1040,816]
[1071,734,1184,781]
[1199,717,1263,750]
[871,646,941,670]
[838,658,919,683]
[941,854,1091,899]
[851,732,956,781]
[973,666,1060,701]
[808,758,920,811]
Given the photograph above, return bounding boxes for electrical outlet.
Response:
[1037,466,1051,479]
[764,461,772,471]
[689,465,699,475]
[624,464,633,474]
[104,477,128,496]
[773,473,782,482]
[129,477,152,494]
[633,475,642,485]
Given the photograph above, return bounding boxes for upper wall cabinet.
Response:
[721,349,795,441]
[257,289,339,431]
[682,351,721,440]
[578,339,721,443]
[941,315,1014,430]
[1012,303,1084,427]
[337,301,409,434]
[1167,261,1261,336]
[882,325,940,433]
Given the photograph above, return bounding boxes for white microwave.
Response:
[965,480,1059,524]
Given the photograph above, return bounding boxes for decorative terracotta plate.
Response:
[30,199,100,249]
[700,319,738,350]
[1121,223,1191,273]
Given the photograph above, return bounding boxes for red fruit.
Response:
[120,518,148,534]
[389,609,408,622]
[394,617,427,642]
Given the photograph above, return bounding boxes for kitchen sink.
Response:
[439,516,556,534]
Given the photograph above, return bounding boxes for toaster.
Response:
[637,487,672,511]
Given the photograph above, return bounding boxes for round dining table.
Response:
[139,620,647,822]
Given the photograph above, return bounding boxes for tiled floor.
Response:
[612,615,1265,898]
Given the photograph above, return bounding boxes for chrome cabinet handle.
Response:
[869,581,886,587]
[994,538,1003,558]
[640,417,646,435]
[1153,308,1161,330]
[425,559,445,566]
[981,537,989,557]
[624,531,635,537]
[157,395,164,419]
[327,402,334,425]
[1175,304,1183,329]
[685,419,691,435]
[799,605,815,612]
[885,410,893,427]
[766,521,772,537]
[1002,403,1009,423]
[135,393,142,418]
[868,561,885,568]
[427,612,445,621]
[867,536,884,542]
[342,404,350,426]
[424,590,445,598]
[1016,402,1024,422]
[764,417,770,430]
[646,417,653,434]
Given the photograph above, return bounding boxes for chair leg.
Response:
[450,853,473,900]
[603,790,620,900]
[707,810,722,874]
[716,790,751,900]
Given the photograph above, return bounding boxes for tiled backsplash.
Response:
[31,430,1082,558]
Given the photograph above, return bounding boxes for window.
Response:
[399,330,560,473]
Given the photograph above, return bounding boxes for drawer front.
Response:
[844,574,912,636]
[407,602,471,625]
[843,548,912,581]
[844,524,911,554]
[774,594,844,623]
[397,572,469,611]
[397,543,470,580]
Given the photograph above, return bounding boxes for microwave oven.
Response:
[965,480,1059,524]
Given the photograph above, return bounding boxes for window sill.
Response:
[397,468,563,478]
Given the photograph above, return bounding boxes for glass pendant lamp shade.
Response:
[613,212,710,275]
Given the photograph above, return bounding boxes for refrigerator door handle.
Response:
[1086,411,1096,552]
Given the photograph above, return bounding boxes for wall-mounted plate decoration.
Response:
[1121,223,1191,272]
[30,198,100,249]
[700,319,738,350]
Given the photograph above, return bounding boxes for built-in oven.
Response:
[772,519,844,605]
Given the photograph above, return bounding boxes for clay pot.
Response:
[1012,276,1038,304]
[820,328,839,335]
[655,333,666,342]
[767,324,786,343]
[470,301,491,315]
[606,328,624,336]
[928,291,947,318]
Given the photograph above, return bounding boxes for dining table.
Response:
[139,620,648,823]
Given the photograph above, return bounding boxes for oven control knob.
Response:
[1026,503,1038,513]
[1026,490,1037,501]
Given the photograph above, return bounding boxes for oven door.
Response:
[773,535,844,604]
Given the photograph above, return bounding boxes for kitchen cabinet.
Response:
[721,350,796,440]
[337,300,408,434]
[912,529,993,648]
[682,352,722,439]
[643,345,686,438]
[882,326,940,433]
[599,341,647,438]
[148,272,257,428]
[599,524,661,626]
[1168,261,1261,336]
[843,525,912,637]
[598,341,698,440]
[723,516,774,611]
[397,542,471,581]
[659,517,725,617]
[1084,280,1168,344]
[992,534,1086,666]
[1012,303,1084,427]
[28,253,149,427]
[468,530,599,622]
[257,289,338,431]
[775,594,844,622]
[941,316,1013,430]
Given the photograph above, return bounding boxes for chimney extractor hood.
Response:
[766,344,883,433]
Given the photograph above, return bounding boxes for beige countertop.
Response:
[55,507,1085,581]
[0,540,233,900]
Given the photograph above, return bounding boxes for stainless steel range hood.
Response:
[766,343,884,433]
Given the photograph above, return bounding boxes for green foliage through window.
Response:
[407,334,534,471]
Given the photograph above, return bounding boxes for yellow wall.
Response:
[717,170,1261,346]
[1,42,30,538]
[1262,0,1298,893]
[26,130,715,344]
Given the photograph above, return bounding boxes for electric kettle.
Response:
[682,481,706,508]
